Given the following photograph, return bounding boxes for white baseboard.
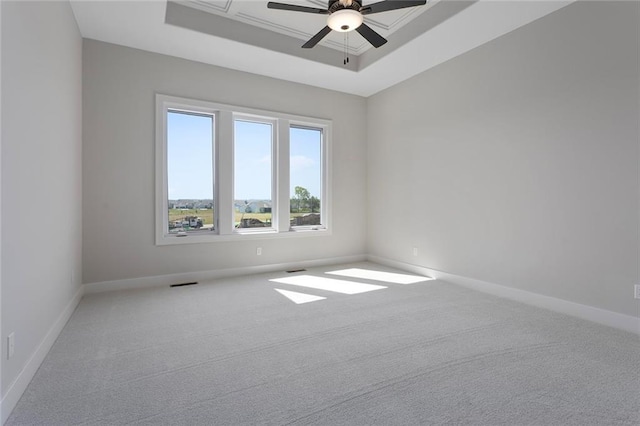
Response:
[84,254,368,294]
[368,255,640,335]
[0,285,84,424]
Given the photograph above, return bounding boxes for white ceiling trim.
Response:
[187,0,233,13]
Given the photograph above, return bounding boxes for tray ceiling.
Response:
[69,0,575,96]
[180,0,434,55]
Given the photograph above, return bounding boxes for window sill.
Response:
[156,227,330,246]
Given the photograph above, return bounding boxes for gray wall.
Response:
[367,1,639,317]
[82,40,367,285]
[1,0,83,394]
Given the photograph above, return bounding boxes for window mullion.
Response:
[217,110,234,235]
[276,120,291,232]
[321,126,330,230]
[155,99,169,244]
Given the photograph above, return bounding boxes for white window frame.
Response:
[232,114,278,235]
[288,123,328,232]
[155,94,331,245]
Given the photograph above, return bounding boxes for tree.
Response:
[309,196,320,213]
[294,186,310,212]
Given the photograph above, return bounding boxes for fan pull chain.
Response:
[343,32,350,65]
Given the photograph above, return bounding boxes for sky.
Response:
[167,111,321,202]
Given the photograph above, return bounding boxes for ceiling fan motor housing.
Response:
[327,0,364,32]
[328,0,362,13]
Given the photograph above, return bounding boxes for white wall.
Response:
[0,1,3,416]
[82,40,367,286]
[1,0,83,420]
[367,1,639,317]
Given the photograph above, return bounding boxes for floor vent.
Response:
[286,269,306,273]
[170,281,198,288]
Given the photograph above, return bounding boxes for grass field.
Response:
[169,209,273,227]
[169,209,315,228]
[168,209,214,227]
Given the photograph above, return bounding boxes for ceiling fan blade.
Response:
[267,2,329,14]
[302,26,333,48]
[360,0,427,15]
[356,23,387,48]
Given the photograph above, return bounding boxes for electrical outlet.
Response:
[634,285,640,299]
[412,247,418,256]
[256,247,262,256]
[7,332,15,359]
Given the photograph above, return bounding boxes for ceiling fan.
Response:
[267,0,427,49]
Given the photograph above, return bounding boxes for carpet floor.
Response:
[7,262,640,425]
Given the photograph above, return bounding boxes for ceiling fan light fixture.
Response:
[327,9,363,32]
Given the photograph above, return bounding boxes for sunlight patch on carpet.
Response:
[325,268,433,284]
[274,289,326,304]
[270,275,386,294]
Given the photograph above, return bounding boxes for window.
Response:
[166,110,215,235]
[156,95,330,245]
[290,126,323,229]
[234,119,274,230]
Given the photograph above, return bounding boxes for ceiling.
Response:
[180,0,435,56]
[69,0,573,97]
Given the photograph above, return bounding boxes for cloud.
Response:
[257,155,271,164]
[291,155,315,171]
